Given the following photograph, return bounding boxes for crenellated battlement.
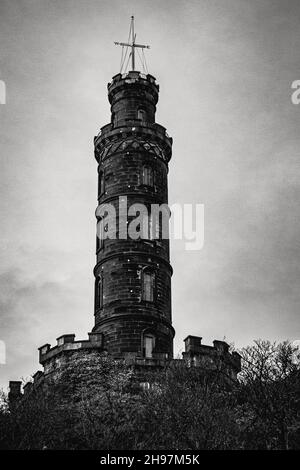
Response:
[183,336,241,381]
[9,334,241,406]
[38,332,104,373]
[108,72,159,100]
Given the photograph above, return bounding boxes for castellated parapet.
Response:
[9,335,241,404]
[183,336,241,382]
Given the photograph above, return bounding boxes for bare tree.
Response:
[238,340,300,449]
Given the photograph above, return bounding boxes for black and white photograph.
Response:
[0,0,299,457]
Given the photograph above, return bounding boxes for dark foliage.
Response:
[0,340,299,450]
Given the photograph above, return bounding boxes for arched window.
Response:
[138,108,147,121]
[98,169,105,196]
[95,274,103,309]
[143,333,155,358]
[142,166,154,187]
[142,269,155,302]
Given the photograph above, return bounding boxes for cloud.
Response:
[0,244,94,390]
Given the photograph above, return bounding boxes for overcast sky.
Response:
[0,0,300,390]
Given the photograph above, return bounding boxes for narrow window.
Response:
[95,274,103,309]
[142,166,154,187]
[98,169,105,196]
[149,214,160,240]
[97,218,104,250]
[142,269,155,302]
[138,108,146,121]
[143,334,155,358]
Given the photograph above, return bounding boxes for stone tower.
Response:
[93,71,175,361]
[9,43,241,398]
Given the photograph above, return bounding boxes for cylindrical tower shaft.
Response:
[93,71,174,360]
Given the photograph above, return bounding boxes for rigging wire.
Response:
[124,51,132,73]
[136,48,144,73]
[142,48,149,74]
[119,19,132,73]
[137,47,149,74]
[120,45,129,73]
[120,45,124,72]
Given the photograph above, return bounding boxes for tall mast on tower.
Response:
[114,16,150,72]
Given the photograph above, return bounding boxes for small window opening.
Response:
[143,334,155,358]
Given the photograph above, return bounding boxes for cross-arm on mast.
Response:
[114,16,150,72]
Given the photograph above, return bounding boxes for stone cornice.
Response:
[93,312,175,338]
[93,250,173,275]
